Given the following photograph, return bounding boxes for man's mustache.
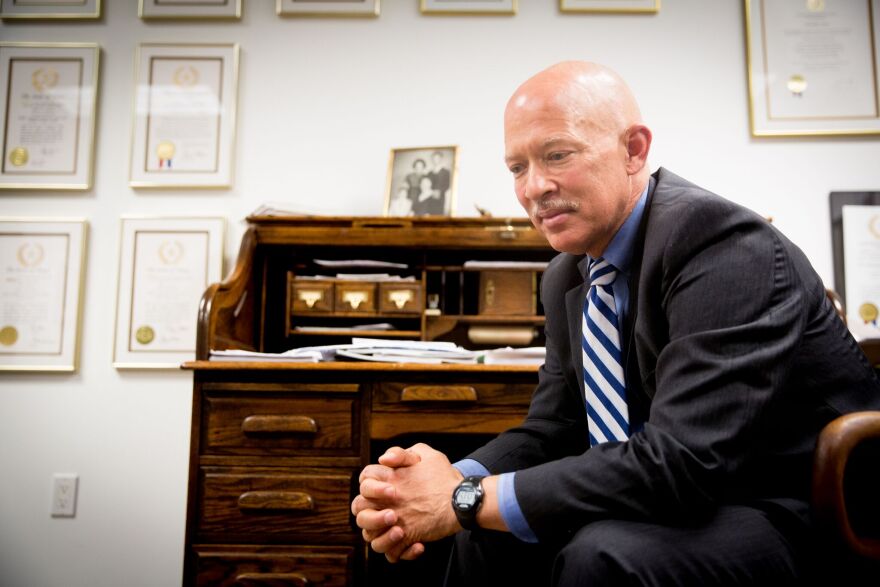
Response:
[531,199,581,216]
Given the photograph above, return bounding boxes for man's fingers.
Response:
[358,463,393,484]
[378,446,422,468]
[369,525,405,555]
[359,478,396,500]
[398,542,426,561]
[356,508,397,532]
[350,494,383,516]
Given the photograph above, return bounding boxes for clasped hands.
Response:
[350,442,463,562]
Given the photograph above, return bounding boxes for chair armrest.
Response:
[812,411,880,560]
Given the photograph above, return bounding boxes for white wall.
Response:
[1,1,877,585]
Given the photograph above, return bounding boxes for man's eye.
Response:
[509,165,524,176]
[548,152,570,162]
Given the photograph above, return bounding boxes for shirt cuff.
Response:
[497,473,538,543]
[452,458,490,478]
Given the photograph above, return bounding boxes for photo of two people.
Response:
[384,146,457,217]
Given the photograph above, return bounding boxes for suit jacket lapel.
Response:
[566,257,591,399]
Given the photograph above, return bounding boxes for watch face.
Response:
[456,486,477,508]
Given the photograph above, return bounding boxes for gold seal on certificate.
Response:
[136,325,155,345]
[787,75,807,97]
[158,240,184,264]
[806,0,825,12]
[9,147,28,167]
[31,67,59,93]
[0,326,18,346]
[17,242,44,267]
[156,141,176,170]
[173,65,199,87]
[859,303,879,324]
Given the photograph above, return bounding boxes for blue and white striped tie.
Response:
[582,257,629,446]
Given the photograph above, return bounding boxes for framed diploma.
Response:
[384,145,458,217]
[129,44,239,188]
[0,43,100,190]
[139,0,242,20]
[113,217,225,369]
[0,218,87,372]
[421,0,516,15]
[559,0,658,13]
[830,191,880,342]
[745,0,880,137]
[276,0,379,17]
[0,0,100,19]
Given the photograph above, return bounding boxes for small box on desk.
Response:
[478,271,536,316]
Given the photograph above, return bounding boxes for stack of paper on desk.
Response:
[479,346,546,366]
[335,339,479,364]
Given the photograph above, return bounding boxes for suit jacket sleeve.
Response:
[473,192,812,542]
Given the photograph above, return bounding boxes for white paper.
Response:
[842,205,880,341]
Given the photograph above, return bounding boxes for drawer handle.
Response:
[235,572,308,586]
[387,289,414,309]
[400,385,478,402]
[237,491,315,511]
[241,415,318,435]
[296,290,323,309]
[341,290,368,310]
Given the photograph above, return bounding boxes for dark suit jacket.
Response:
[468,168,880,542]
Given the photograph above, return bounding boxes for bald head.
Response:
[503,61,652,256]
[506,61,643,141]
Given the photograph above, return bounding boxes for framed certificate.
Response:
[0,218,87,372]
[384,145,458,217]
[830,191,880,342]
[0,43,100,190]
[113,217,225,369]
[421,0,516,14]
[745,0,880,136]
[559,0,658,13]
[139,0,242,20]
[276,0,379,17]
[0,0,100,19]
[129,44,239,188]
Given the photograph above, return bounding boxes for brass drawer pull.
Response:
[241,415,318,435]
[400,385,478,402]
[235,572,309,586]
[237,491,315,511]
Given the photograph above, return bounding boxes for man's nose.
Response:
[523,166,555,201]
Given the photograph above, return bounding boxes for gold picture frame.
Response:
[421,0,515,15]
[744,0,880,137]
[139,0,242,20]
[384,145,458,217]
[560,0,658,13]
[0,43,100,191]
[0,218,88,372]
[112,216,225,369]
[0,0,100,19]
[276,0,379,17]
[129,43,240,188]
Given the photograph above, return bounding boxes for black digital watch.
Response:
[451,475,485,531]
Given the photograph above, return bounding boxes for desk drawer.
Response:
[203,396,357,456]
[373,381,533,411]
[198,468,353,541]
[194,545,353,587]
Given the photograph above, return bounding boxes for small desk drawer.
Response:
[203,396,357,456]
[291,280,335,314]
[198,468,353,541]
[194,545,353,587]
[378,282,422,314]
[334,282,376,314]
[373,381,534,410]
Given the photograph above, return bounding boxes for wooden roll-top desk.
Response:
[182,215,556,586]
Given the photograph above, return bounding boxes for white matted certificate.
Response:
[745,0,880,136]
[129,44,239,188]
[0,43,100,190]
[139,0,242,19]
[0,218,87,371]
[842,205,880,341]
[0,0,101,19]
[113,217,224,368]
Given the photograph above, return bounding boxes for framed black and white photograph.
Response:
[0,0,100,19]
[129,43,240,188]
[0,218,87,372]
[277,0,379,17]
[139,0,242,20]
[384,146,458,217]
[560,0,658,13]
[421,0,515,15]
[0,43,100,190]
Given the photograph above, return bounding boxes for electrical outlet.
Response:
[51,474,78,518]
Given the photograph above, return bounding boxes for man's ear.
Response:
[624,124,652,175]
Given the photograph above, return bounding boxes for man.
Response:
[351,62,880,585]
[428,150,451,203]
